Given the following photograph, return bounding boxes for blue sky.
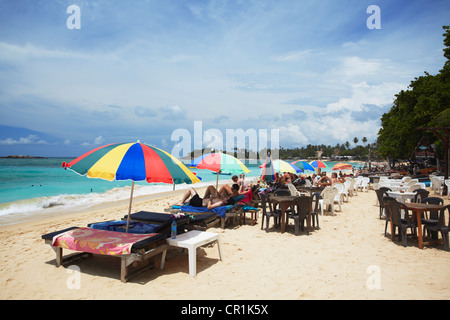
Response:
[0,0,449,157]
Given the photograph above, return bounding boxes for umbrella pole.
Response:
[215,171,220,197]
[125,181,135,233]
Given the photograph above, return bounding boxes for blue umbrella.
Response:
[291,160,315,172]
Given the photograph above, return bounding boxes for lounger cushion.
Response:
[179,205,229,218]
[42,227,167,252]
[89,220,162,234]
[128,211,190,224]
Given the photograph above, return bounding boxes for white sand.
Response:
[1,186,449,300]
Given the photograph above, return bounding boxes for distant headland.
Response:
[0,155,48,159]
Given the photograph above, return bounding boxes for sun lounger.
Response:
[123,211,190,234]
[130,210,220,231]
[42,227,168,283]
[171,203,259,228]
[170,204,242,229]
[89,220,163,234]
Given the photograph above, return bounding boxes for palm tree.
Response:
[353,137,358,146]
[362,137,368,146]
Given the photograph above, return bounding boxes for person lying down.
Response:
[171,185,235,210]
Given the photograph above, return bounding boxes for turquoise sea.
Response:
[0,157,362,225]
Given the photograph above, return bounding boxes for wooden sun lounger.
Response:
[42,227,169,283]
[164,207,241,229]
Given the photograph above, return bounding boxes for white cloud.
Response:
[278,124,309,146]
[326,81,403,113]
[161,105,186,120]
[81,136,105,146]
[0,134,48,145]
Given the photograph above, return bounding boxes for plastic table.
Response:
[163,230,222,277]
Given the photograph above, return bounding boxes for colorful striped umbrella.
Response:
[259,160,302,174]
[62,141,200,232]
[291,160,315,172]
[310,160,328,171]
[196,152,250,191]
[196,152,250,175]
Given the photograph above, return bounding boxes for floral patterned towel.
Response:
[52,227,156,256]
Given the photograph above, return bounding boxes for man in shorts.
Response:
[172,185,235,209]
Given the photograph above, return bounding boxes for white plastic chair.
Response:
[430,176,444,195]
[287,183,302,196]
[350,178,358,196]
[334,184,345,208]
[401,176,412,183]
[407,184,421,192]
[358,177,370,192]
[318,187,340,215]
[341,181,350,202]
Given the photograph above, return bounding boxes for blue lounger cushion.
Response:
[89,220,162,234]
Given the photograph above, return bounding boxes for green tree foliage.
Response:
[378,26,450,159]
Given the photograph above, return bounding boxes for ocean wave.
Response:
[0,181,215,217]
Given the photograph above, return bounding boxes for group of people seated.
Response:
[265,171,348,190]
[311,172,346,187]
[172,170,354,210]
[171,175,255,210]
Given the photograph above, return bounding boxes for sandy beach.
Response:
[1,185,449,300]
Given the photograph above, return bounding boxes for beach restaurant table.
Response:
[297,186,324,196]
[164,230,222,277]
[270,195,311,234]
[405,202,444,249]
[387,191,416,203]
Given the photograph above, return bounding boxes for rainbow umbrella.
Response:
[62,141,200,232]
[196,152,250,191]
[310,160,328,171]
[332,162,353,171]
[291,160,315,172]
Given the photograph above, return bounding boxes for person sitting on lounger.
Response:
[172,186,235,209]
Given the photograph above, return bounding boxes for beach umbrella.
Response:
[261,153,276,182]
[196,152,250,191]
[273,160,302,174]
[291,160,315,172]
[187,153,212,168]
[332,162,353,171]
[260,160,302,174]
[62,141,200,232]
[310,160,328,171]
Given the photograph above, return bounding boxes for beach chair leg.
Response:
[216,239,223,261]
[54,247,63,267]
[188,247,197,277]
[160,249,167,270]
